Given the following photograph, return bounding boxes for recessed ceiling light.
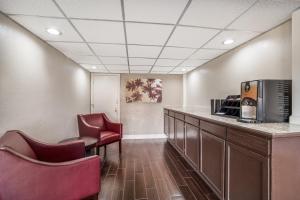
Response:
[46,28,61,36]
[223,39,234,45]
[91,66,97,69]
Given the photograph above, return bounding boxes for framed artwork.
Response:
[125,78,162,103]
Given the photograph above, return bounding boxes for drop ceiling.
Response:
[1,0,299,74]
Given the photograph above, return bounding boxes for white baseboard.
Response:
[123,134,167,140]
[290,115,300,125]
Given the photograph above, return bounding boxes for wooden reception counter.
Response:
[164,106,300,200]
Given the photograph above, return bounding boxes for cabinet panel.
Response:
[185,123,200,169]
[175,119,185,153]
[165,109,271,200]
[201,120,226,139]
[169,111,175,117]
[175,112,185,120]
[164,114,169,136]
[185,116,199,127]
[201,130,225,199]
[227,128,269,156]
[226,142,269,200]
[169,116,175,143]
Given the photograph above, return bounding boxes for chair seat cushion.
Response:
[99,131,120,145]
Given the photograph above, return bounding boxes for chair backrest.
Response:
[0,131,37,159]
[80,113,106,131]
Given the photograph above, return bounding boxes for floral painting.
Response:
[125,78,162,103]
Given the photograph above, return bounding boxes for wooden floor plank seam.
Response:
[99,139,218,200]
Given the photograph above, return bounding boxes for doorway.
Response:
[91,74,120,122]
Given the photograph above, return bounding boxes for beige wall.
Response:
[290,9,300,124]
[121,74,183,135]
[0,13,91,142]
[184,21,292,110]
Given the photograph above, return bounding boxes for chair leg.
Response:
[104,145,107,158]
[83,193,98,200]
[91,193,98,200]
[96,146,100,155]
[119,140,122,154]
[101,146,107,170]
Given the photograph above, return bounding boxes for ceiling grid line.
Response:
[148,0,193,73]
[168,0,260,74]
[51,0,111,73]
[45,40,231,51]
[7,13,265,34]
[120,0,131,73]
[69,56,185,60]
[6,13,222,31]
[2,0,300,74]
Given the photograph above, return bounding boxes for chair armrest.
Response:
[103,114,123,137]
[78,115,101,138]
[21,133,86,162]
[0,147,100,200]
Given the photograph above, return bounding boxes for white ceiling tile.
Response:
[129,58,156,65]
[90,69,109,73]
[68,55,100,64]
[160,47,194,59]
[130,66,152,70]
[180,0,256,28]
[152,66,174,72]
[128,45,162,58]
[49,42,93,55]
[180,59,208,67]
[106,65,129,70]
[174,66,197,72]
[110,70,129,74]
[100,57,128,65]
[126,23,173,45]
[0,0,63,17]
[155,59,183,66]
[10,16,83,42]
[190,49,227,59]
[273,0,300,3]
[229,0,300,32]
[130,70,150,74]
[90,44,126,57]
[56,0,122,20]
[150,71,169,74]
[124,0,188,23]
[81,64,108,72]
[167,26,219,48]
[72,20,125,43]
[169,70,185,74]
[204,30,259,49]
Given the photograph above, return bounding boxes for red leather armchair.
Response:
[0,130,100,200]
[77,113,123,155]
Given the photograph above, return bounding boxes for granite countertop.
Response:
[165,106,300,138]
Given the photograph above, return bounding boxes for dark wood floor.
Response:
[98,139,218,200]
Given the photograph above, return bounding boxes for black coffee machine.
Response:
[238,80,292,123]
[211,95,241,118]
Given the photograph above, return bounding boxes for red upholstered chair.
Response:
[77,113,123,155]
[0,130,100,200]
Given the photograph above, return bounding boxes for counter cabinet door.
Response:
[175,119,185,153]
[226,142,269,200]
[168,116,175,143]
[164,114,169,136]
[201,130,225,200]
[185,123,200,169]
